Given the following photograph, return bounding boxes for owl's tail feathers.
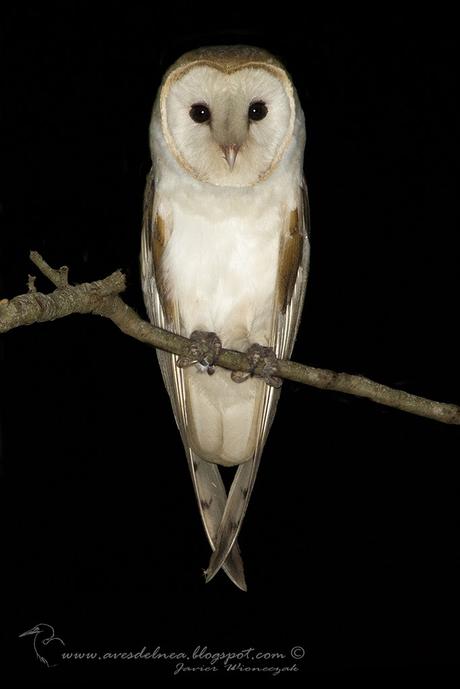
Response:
[205,459,254,586]
[221,542,247,592]
[189,451,247,591]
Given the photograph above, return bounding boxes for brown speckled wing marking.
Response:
[277,208,304,313]
[151,214,175,325]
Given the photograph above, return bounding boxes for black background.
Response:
[1,3,459,681]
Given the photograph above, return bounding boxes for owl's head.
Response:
[152,46,302,187]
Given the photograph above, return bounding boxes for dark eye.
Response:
[248,101,268,121]
[189,103,211,124]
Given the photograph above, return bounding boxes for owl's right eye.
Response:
[189,103,211,124]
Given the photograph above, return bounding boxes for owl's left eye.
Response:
[189,103,211,124]
[248,101,268,121]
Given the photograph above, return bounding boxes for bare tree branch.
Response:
[1,252,459,426]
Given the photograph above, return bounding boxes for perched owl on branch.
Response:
[141,45,309,590]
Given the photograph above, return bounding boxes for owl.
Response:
[141,45,309,590]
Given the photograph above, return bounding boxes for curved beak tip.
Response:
[221,144,240,170]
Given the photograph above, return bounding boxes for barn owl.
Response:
[141,45,309,590]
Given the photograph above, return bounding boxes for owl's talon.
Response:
[177,330,222,374]
[231,370,251,383]
[231,344,282,388]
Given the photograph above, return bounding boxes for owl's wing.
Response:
[205,179,310,583]
[141,168,247,591]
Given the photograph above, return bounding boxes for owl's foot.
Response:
[231,344,282,388]
[177,330,222,375]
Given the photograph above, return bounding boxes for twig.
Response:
[30,250,69,288]
[0,252,458,426]
[0,252,125,330]
[27,275,37,293]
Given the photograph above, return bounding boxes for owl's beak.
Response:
[221,144,240,171]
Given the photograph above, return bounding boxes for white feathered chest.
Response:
[159,177,293,350]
